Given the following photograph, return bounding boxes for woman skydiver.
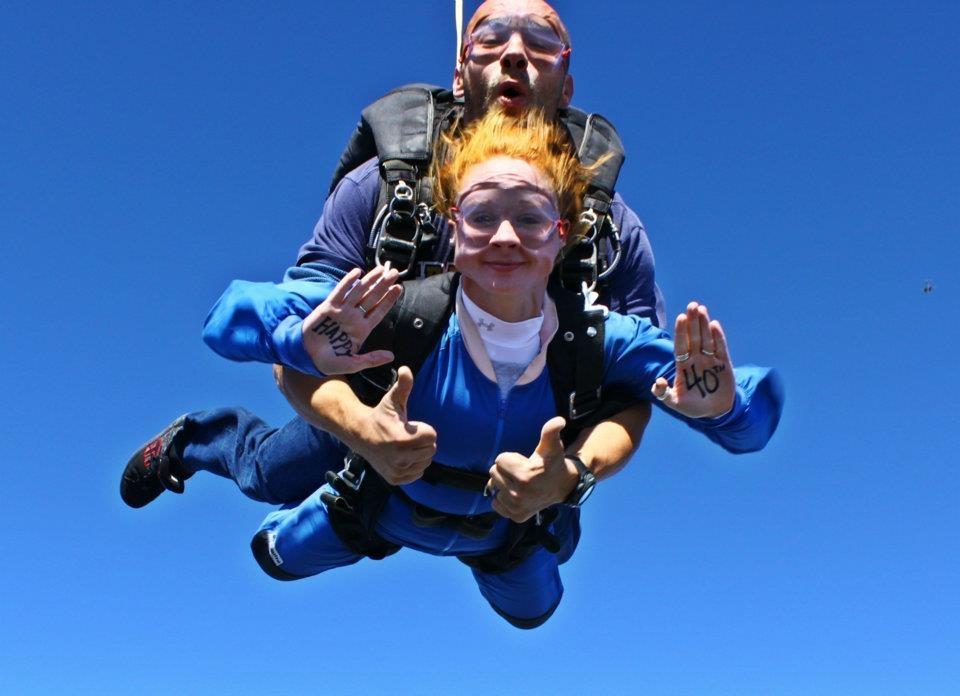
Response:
[237,108,783,629]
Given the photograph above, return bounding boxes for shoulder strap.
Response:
[347,272,460,406]
[332,84,461,276]
[328,83,455,195]
[545,279,612,446]
[557,108,627,291]
[547,280,641,445]
[559,107,625,212]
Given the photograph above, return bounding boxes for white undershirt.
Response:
[459,288,544,367]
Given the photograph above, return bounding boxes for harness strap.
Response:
[331,84,627,289]
[546,278,608,444]
[458,506,562,575]
[421,461,489,493]
[561,108,624,202]
[393,488,498,541]
[558,108,627,290]
[319,459,401,561]
[347,272,459,406]
[328,273,612,573]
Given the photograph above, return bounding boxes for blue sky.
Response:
[1,1,958,693]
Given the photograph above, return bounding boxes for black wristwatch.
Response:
[562,455,596,508]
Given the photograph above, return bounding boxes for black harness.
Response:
[328,83,627,291]
[252,272,639,579]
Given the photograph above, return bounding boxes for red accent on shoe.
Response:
[143,438,162,469]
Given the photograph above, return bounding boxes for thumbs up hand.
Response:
[354,366,438,485]
[486,416,577,523]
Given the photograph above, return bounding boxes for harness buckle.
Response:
[568,387,602,420]
[393,179,414,201]
[375,230,420,278]
[580,240,599,293]
[337,452,367,493]
[573,207,622,289]
[418,261,445,277]
[579,207,599,231]
[595,213,622,283]
[374,179,423,278]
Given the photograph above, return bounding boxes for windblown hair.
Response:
[432,109,599,246]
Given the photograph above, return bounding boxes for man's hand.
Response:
[653,301,736,419]
[354,366,438,485]
[301,265,402,375]
[486,416,577,523]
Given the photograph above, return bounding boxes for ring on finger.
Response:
[701,349,715,356]
[655,388,669,401]
[357,303,369,314]
[676,352,691,362]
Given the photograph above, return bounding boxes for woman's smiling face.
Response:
[452,156,564,314]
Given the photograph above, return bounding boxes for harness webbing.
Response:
[301,272,619,574]
[326,83,626,288]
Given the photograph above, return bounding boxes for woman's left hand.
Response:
[652,302,736,419]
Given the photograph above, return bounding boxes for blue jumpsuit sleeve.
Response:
[599,194,667,328]
[601,312,784,454]
[201,277,338,376]
[200,159,382,376]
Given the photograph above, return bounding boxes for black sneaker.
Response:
[120,416,193,508]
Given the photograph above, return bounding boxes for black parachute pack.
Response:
[306,272,636,576]
[328,83,627,291]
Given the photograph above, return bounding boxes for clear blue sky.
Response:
[2,1,957,693]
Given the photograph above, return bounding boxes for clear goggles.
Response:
[452,196,569,248]
[463,15,571,64]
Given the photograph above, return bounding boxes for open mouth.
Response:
[497,82,527,106]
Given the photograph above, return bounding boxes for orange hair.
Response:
[432,109,600,246]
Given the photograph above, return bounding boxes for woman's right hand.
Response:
[301,265,402,375]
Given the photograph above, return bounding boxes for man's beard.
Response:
[464,74,557,121]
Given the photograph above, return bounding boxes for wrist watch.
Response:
[562,455,596,507]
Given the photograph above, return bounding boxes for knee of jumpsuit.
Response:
[471,545,563,630]
[180,409,346,505]
[257,489,363,577]
[250,417,349,504]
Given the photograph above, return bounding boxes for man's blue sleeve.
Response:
[292,157,380,278]
[602,194,667,328]
[201,277,338,377]
[601,312,784,454]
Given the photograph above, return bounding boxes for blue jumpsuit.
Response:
[202,276,784,626]
[172,155,666,507]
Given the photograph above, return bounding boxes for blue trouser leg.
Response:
[256,488,564,618]
[468,507,580,629]
[258,490,363,576]
[471,546,564,630]
[179,408,347,504]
